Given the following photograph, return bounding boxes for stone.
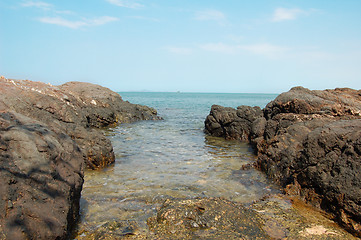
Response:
[0,78,161,169]
[0,77,161,239]
[204,86,361,236]
[205,105,263,141]
[0,111,83,239]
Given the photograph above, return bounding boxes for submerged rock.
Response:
[76,220,139,240]
[251,194,358,240]
[0,76,161,239]
[205,86,361,236]
[147,197,270,239]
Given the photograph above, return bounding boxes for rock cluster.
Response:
[205,86,361,236]
[0,77,160,239]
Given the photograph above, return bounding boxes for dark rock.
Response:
[0,76,161,239]
[147,197,270,239]
[264,86,361,119]
[0,111,83,240]
[205,104,263,141]
[59,81,160,126]
[0,78,161,168]
[204,86,361,236]
[295,120,361,233]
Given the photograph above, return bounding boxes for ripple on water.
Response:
[74,93,356,239]
[75,121,280,238]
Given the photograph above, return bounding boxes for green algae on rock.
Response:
[147,197,270,239]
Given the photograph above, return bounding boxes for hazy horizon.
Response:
[1,1,360,93]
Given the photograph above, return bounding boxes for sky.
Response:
[0,0,361,93]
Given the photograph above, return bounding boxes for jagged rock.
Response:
[59,81,160,126]
[0,77,161,239]
[204,86,361,236]
[205,105,263,141]
[0,111,83,240]
[0,78,161,168]
[264,87,361,119]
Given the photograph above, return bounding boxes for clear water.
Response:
[74,92,358,239]
[75,92,277,236]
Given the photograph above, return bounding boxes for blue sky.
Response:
[1,0,360,93]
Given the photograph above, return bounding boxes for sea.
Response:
[74,92,355,239]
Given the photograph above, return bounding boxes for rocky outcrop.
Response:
[204,105,263,141]
[0,76,160,239]
[205,86,361,236]
[0,111,83,239]
[0,78,160,169]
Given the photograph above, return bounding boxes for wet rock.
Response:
[204,86,361,236]
[76,220,139,240]
[251,194,358,240]
[147,197,270,239]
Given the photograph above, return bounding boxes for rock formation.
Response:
[205,86,361,236]
[0,111,84,239]
[0,76,160,239]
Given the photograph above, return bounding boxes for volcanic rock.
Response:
[0,76,160,239]
[0,111,84,239]
[0,77,160,168]
[205,105,263,141]
[205,86,361,236]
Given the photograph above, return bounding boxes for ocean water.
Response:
[74,92,358,239]
[75,92,278,235]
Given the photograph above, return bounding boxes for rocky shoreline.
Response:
[205,86,361,236]
[0,77,160,239]
[2,78,360,239]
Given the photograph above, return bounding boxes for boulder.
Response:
[204,86,361,236]
[0,77,161,168]
[59,81,160,126]
[0,111,83,239]
[205,105,263,141]
[0,76,161,239]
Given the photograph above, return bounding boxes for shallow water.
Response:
[74,93,356,239]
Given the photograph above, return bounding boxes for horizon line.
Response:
[116,90,280,95]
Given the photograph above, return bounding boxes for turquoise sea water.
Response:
[118,92,277,137]
[76,92,280,237]
[119,92,276,119]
